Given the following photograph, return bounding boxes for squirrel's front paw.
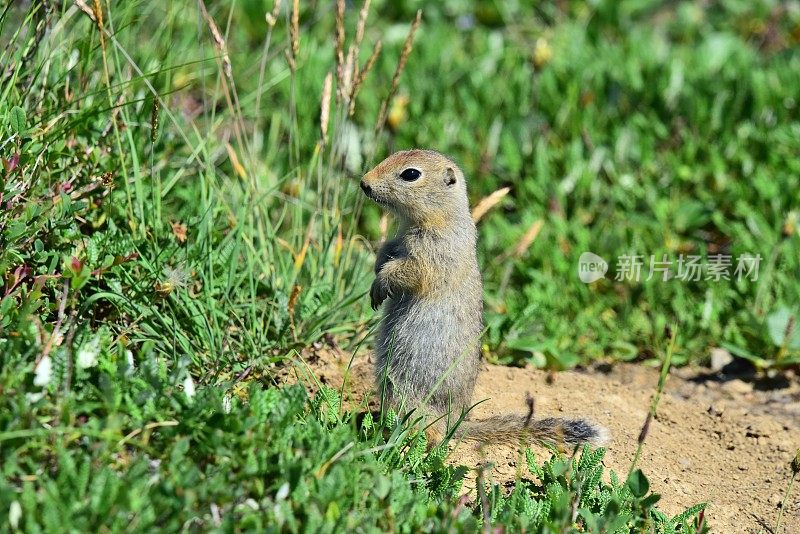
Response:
[370,279,389,310]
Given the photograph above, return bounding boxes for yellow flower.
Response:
[387,95,410,131]
[783,211,798,237]
[533,38,553,68]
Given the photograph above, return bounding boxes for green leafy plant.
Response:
[2,0,796,530]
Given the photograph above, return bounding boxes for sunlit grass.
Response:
[1,0,798,530]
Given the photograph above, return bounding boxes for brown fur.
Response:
[361,149,607,447]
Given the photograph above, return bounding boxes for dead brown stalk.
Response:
[374,10,422,135]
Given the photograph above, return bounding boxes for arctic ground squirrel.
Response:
[361,149,607,446]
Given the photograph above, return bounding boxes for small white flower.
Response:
[276,482,290,500]
[33,356,52,387]
[183,375,196,399]
[124,350,135,376]
[9,501,22,530]
[25,392,45,403]
[222,394,232,414]
[76,337,100,369]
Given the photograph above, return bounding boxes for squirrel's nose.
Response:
[360,181,371,195]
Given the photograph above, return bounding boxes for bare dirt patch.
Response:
[290,349,800,532]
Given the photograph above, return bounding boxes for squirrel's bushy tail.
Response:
[455,414,609,446]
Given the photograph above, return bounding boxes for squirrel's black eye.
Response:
[399,168,421,182]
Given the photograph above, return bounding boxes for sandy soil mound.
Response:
[292,349,800,532]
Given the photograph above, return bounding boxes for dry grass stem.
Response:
[333,225,344,266]
[150,97,160,143]
[354,0,371,49]
[471,186,510,222]
[375,9,422,134]
[349,39,382,115]
[290,0,300,59]
[512,219,544,258]
[92,0,104,44]
[346,43,357,86]
[628,326,677,477]
[288,284,303,341]
[266,0,282,27]
[319,71,333,144]
[288,284,302,316]
[198,0,232,79]
[294,217,314,271]
[74,0,96,22]
[347,0,371,89]
[341,46,355,103]
[637,412,652,444]
[334,0,346,100]
[225,143,247,178]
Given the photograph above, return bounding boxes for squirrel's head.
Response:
[360,149,469,229]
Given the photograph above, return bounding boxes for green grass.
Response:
[1,0,798,530]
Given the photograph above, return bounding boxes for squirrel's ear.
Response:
[444,167,457,187]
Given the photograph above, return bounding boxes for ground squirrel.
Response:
[361,149,607,446]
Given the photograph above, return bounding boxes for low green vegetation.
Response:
[0,374,707,532]
[2,0,797,530]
